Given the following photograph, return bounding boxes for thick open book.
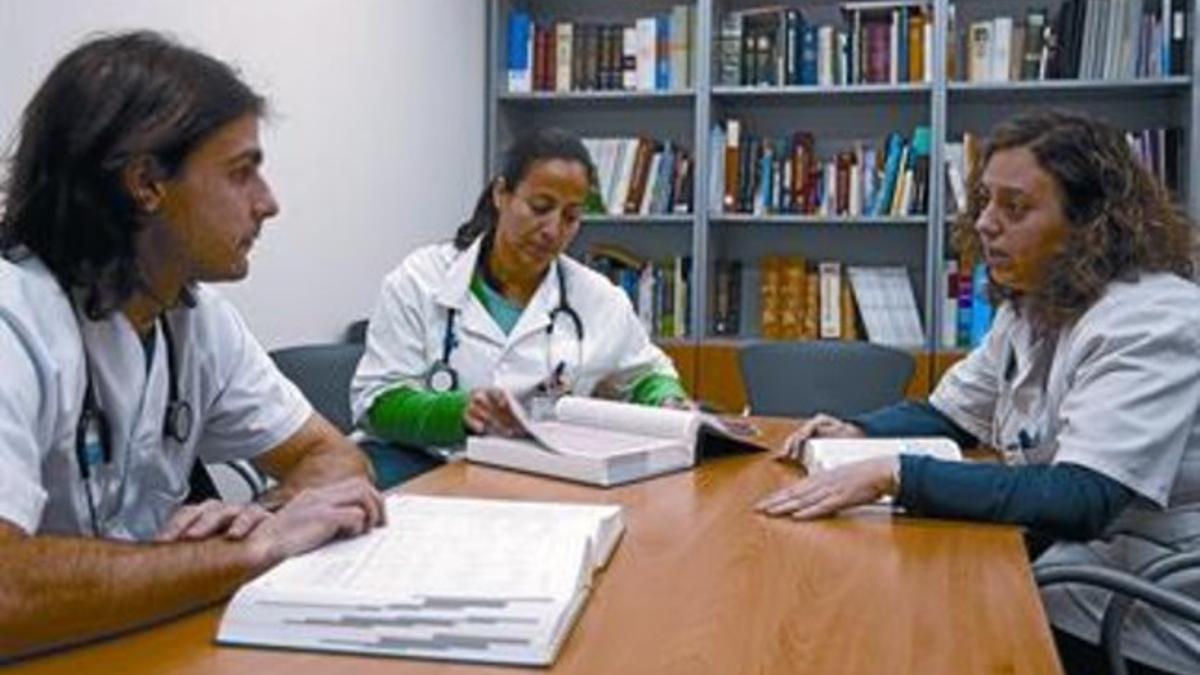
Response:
[217,494,623,666]
[466,394,766,487]
[803,437,963,473]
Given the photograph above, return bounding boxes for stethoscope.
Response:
[74,314,193,535]
[425,259,584,393]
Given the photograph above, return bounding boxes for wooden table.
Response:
[12,419,1062,674]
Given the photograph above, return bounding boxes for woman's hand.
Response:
[659,396,698,410]
[463,387,523,436]
[755,456,898,519]
[779,413,866,463]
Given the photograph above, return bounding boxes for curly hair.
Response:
[0,31,265,318]
[954,109,1195,328]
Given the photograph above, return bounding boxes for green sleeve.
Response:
[367,386,469,446]
[628,373,688,407]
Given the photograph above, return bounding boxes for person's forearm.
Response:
[367,386,469,446]
[254,416,375,507]
[0,531,276,661]
[850,400,978,448]
[896,457,1135,540]
[628,373,687,406]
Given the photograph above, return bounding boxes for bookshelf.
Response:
[486,0,1197,407]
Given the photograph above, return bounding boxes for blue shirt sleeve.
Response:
[896,456,1135,541]
[850,400,978,448]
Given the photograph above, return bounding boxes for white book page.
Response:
[251,496,612,602]
[554,396,697,439]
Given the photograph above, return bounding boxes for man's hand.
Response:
[156,500,273,542]
[246,477,385,564]
[779,413,866,463]
[463,387,523,436]
[755,456,898,519]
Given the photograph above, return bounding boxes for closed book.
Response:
[466,395,767,487]
[218,495,624,666]
[803,437,963,474]
[1169,0,1187,75]
[907,10,925,82]
[1021,9,1048,80]
[670,4,692,89]
[968,20,993,82]
[818,261,842,339]
[760,256,782,339]
[723,119,742,212]
[506,11,533,93]
[555,23,574,91]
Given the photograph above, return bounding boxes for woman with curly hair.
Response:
[756,109,1200,674]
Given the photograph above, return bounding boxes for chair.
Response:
[344,319,369,344]
[269,342,441,488]
[1036,552,1200,675]
[738,341,915,418]
[270,343,365,434]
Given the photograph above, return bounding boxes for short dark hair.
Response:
[454,127,596,250]
[0,30,266,318]
[955,108,1195,328]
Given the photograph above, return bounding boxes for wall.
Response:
[0,0,485,347]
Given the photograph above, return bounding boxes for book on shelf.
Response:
[465,394,768,487]
[507,6,694,94]
[803,437,963,474]
[717,3,933,88]
[586,243,691,340]
[582,136,693,216]
[760,256,861,341]
[217,494,624,666]
[846,266,925,348]
[961,0,1186,82]
[712,258,743,336]
[716,119,930,217]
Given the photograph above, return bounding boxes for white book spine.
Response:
[636,18,657,91]
[819,261,842,339]
[555,23,573,92]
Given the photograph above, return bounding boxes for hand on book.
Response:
[754,455,898,520]
[246,477,385,565]
[465,387,524,437]
[156,499,273,542]
[778,413,866,463]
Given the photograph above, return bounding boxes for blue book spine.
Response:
[656,14,670,90]
[872,133,904,216]
[969,262,994,347]
[897,7,909,83]
[800,23,819,85]
[506,11,532,91]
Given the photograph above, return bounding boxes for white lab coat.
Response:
[0,255,312,541]
[351,238,678,428]
[930,273,1200,673]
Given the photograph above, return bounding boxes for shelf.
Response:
[497,89,695,107]
[582,213,693,225]
[713,82,930,104]
[710,214,927,226]
[949,77,1191,102]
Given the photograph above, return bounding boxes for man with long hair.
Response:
[0,32,383,660]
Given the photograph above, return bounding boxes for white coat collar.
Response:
[434,237,483,310]
[432,234,568,344]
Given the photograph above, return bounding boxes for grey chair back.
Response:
[344,319,369,344]
[270,343,365,434]
[738,341,915,418]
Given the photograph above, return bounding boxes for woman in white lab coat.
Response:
[351,128,687,448]
[756,110,1200,675]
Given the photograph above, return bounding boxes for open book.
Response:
[217,495,623,666]
[803,437,963,473]
[466,394,766,487]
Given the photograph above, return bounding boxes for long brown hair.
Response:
[954,109,1195,328]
